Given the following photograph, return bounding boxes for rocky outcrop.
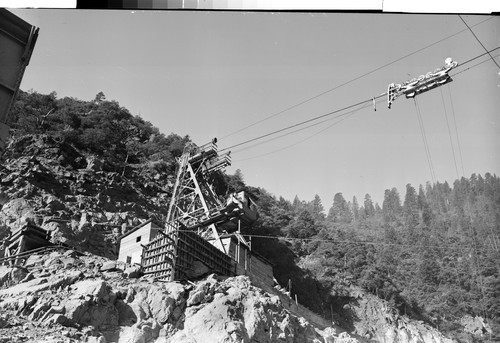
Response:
[0,247,459,343]
[347,287,455,343]
[0,134,172,258]
[0,249,342,343]
[459,315,493,338]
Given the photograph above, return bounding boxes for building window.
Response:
[136,236,141,243]
[126,256,132,264]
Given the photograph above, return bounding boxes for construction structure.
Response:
[217,232,274,287]
[117,219,161,265]
[0,9,39,153]
[141,222,234,281]
[119,138,272,284]
[387,57,458,108]
[2,223,51,265]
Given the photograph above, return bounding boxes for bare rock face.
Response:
[123,265,142,279]
[170,275,322,343]
[0,134,172,259]
[460,315,493,338]
[0,251,336,343]
[347,287,455,343]
[0,198,37,233]
[0,236,459,342]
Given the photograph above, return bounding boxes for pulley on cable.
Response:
[387,57,459,108]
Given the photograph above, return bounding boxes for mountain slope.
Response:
[0,248,458,343]
[1,90,490,342]
[0,133,172,258]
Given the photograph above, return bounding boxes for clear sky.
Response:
[9,9,500,207]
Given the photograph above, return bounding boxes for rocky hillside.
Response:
[0,248,456,343]
[0,248,336,343]
[345,287,457,343]
[2,89,190,258]
[0,133,172,258]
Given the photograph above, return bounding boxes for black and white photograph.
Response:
[0,2,499,342]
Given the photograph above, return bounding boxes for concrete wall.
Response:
[248,254,274,287]
[118,222,159,265]
[228,239,274,289]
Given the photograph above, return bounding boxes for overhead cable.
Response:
[220,47,499,155]
[219,94,385,152]
[177,230,497,252]
[233,100,380,162]
[220,17,495,140]
[440,87,460,180]
[446,83,466,176]
[459,15,500,69]
[233,100,376,155]
[450,49,500,78]
[414,98,436,184]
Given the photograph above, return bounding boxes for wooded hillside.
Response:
[237,174,500,342]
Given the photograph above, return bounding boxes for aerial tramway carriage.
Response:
[387,57,459,108]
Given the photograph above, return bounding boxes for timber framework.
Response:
[118,139,274,287]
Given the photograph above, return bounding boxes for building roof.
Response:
[6,222,49,242]
[117,218,160,240]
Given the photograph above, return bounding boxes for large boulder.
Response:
[63,279,119,328]
[0,266,29,288]
[169,275,324,343]
[0,198,37,232]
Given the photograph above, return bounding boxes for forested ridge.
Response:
[239,175,500,342]
[4,90,499,342]
[7,90,190,179]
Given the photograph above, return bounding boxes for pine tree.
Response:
[403,184,419,233]
[382,188,402,223]
[224,169,246,193]
[292,195,304,214]
[352,196,359,222]
[363,193,375,218]
[328,192,352,223]
[306,194,325,223]
[419,249,441,285]
[417,185,426,210]
[284,210,318,239]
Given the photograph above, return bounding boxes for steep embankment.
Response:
[0,134,172,258]
[0,247,459,343]
[346,287,456,343]
[0,249,340,343]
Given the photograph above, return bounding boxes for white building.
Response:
[117,219,160,265]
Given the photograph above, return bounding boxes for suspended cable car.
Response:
[387,58,458,108]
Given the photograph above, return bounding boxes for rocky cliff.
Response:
[0,134,172,258]
[346,287,456,343]
[0,248,342,343]
[0,247,459,343]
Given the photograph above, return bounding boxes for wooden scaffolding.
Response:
[140,138,263,282]
[2,223,51,265]
[142,221,233,281]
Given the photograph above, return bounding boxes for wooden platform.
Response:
[2,223,51,265]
